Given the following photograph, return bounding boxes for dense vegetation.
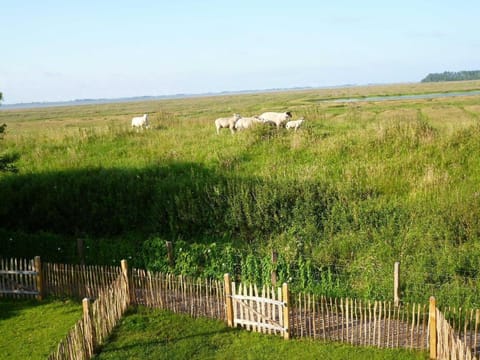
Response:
[421,70,480,83]
[0,124,18,172]
[2,81,480,307]
[0,91,19,172]
[94,307,427,360]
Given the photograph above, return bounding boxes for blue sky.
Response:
[1,0,479,104]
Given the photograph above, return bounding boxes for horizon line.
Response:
[0,82,400,110]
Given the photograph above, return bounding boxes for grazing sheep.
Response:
[285,117,305,131]
[234,115,262,130]
[259,111,292,128]
[131,114,150,129]
[215,113,241,134]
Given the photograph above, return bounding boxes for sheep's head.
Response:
[233,113,241,120]
[286,111,292,119]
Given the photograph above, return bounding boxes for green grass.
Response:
[3,81,480,306]
[0,298,82,360]
[94,306,427,360]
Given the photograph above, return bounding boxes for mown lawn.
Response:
[94,306,428,360]
[0,298,82,360]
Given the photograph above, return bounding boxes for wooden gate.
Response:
[224,274,289,339]
[0,257,42,299]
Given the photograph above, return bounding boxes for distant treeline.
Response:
[421,70,480,82]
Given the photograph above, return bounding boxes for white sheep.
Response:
[259,111,292,128]
[234,115,262,130]
[285,117,305,131]
[131,114,150,129]
[215,113,241,134]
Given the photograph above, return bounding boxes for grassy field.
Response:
[2,80,480,306]
[93,306,428,360]
[0,298,82,360]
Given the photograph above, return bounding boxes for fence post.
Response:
[82,298,95,356]
[429,296,437,359]
[121,259,131,305]
[166,241,175,268]
[34,256,43,301]
[271,250,278,286]
[394,262,400,306]
[224,273,234,327]
[282,283,290,340]
[77,238,85,265]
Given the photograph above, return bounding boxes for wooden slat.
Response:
[0,270,37,275]
[396,305,405,348]
[249,283,254,332]
[0,290,39,295]
[312,294,317,339]
[265,286,271,335]
[231,294,286,306]
[320,296,326,340]
[234,319,284,331]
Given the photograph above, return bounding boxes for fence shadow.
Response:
[0,161,223,237]
[0,298,24,321]
[97,327,233,356]
[0,160,337,265]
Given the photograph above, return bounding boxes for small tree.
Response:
[0,92,19,172]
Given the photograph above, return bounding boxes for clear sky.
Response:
[1,0,479,104]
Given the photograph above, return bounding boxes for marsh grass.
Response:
[2,82,480,306]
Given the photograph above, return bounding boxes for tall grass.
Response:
[2,82,480,306]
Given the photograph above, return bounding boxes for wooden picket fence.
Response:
[435,308,475,360]
[43,262,121,300]
[48,261,130,360]
[431,295,479,360]
[4,257,480,359]
[0,257,121,300]
[291,293,429,350]
[130,268,225,320]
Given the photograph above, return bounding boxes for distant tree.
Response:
[0,92,19,172]
[421,70,480,82]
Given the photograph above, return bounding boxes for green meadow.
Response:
[2,80,480,307]
[0,298,81,360]
[93,306,427,360]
